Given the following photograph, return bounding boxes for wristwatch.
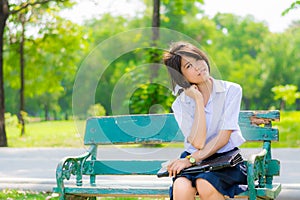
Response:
[186,155,196,165]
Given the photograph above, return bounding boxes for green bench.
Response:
[53,110,281,200]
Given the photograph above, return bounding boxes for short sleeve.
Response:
[221,84,242,131]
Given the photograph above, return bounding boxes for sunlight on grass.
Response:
[272,111,300,147]
[6,120,85,147]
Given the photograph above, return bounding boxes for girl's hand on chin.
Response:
[184,85,203,100]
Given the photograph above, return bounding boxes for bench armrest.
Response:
[246,148,268,198]
[55,147,94,195]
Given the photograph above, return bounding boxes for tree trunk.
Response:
[44,104,49,121]
[243,97,251,110]
[152,0,160,41]
[296,99,300,110]
[0,1,9,147]
[150,0,160,81]
[19,13,25,136]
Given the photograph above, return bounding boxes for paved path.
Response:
[0,147,299,199]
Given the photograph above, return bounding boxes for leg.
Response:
[195,178,225,200]
[173,177,197,200]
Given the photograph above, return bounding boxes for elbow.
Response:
[188,135,205,150]
[191,141,205,150]
[193,144,204,150]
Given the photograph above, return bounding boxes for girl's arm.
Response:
[184,85,206,149]
[191,130,232,161]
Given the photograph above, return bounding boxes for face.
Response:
[180,56,210,84]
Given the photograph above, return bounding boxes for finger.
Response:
[177,168,182,175]
[167,161,174,170]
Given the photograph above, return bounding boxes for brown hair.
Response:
[163,41,210,91]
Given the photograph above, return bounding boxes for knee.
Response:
[196,178,217,198]
[173,177,193,191]
[173,177,196,197]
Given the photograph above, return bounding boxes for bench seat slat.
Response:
[62,187,169,196]
[83,160,164,175]
[53,181,281,198]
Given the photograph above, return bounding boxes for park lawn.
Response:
[0,189,165,200]
[0,189,51,200]
[5,111,300,148]
[6,120,85,148]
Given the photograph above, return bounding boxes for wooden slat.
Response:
[84,114,184,145]
[63,186,169,196]
[54,182,281,198]
[84,110,280,144]
[83,160,164,175]
[240,126,279,141]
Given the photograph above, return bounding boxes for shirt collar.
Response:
[212,78,226,93]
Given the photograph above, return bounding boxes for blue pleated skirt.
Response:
[169,148,248,199]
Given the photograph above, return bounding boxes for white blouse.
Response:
[172,78,246,153]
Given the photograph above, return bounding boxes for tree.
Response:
[272,84,300,110]
[25,16,88,120]
[0,0,9,146]
[8,2,74,134]
[0,0,74,147]
[282,1,300,16]
[210,13,269,109]
[258,30,300,109]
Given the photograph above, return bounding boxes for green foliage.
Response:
[272,84,300,109]
[129,83,175,114]
[4,113,18,127]
[282,1,300,15]
[87,103,106,116]
[258,30,300,109]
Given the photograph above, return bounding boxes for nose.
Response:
[193,65,201,71]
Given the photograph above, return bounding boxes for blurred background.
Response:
[0,0,299,147]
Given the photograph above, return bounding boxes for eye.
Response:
[186,63,192,69]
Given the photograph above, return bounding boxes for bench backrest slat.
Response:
[84,114,183,145]
[84,110,280,145]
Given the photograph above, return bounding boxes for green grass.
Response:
[0,189,52,200]
[5,111,300,148]
[0,189,167,200]
[272,111,300,147]
[6,120,85,147]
